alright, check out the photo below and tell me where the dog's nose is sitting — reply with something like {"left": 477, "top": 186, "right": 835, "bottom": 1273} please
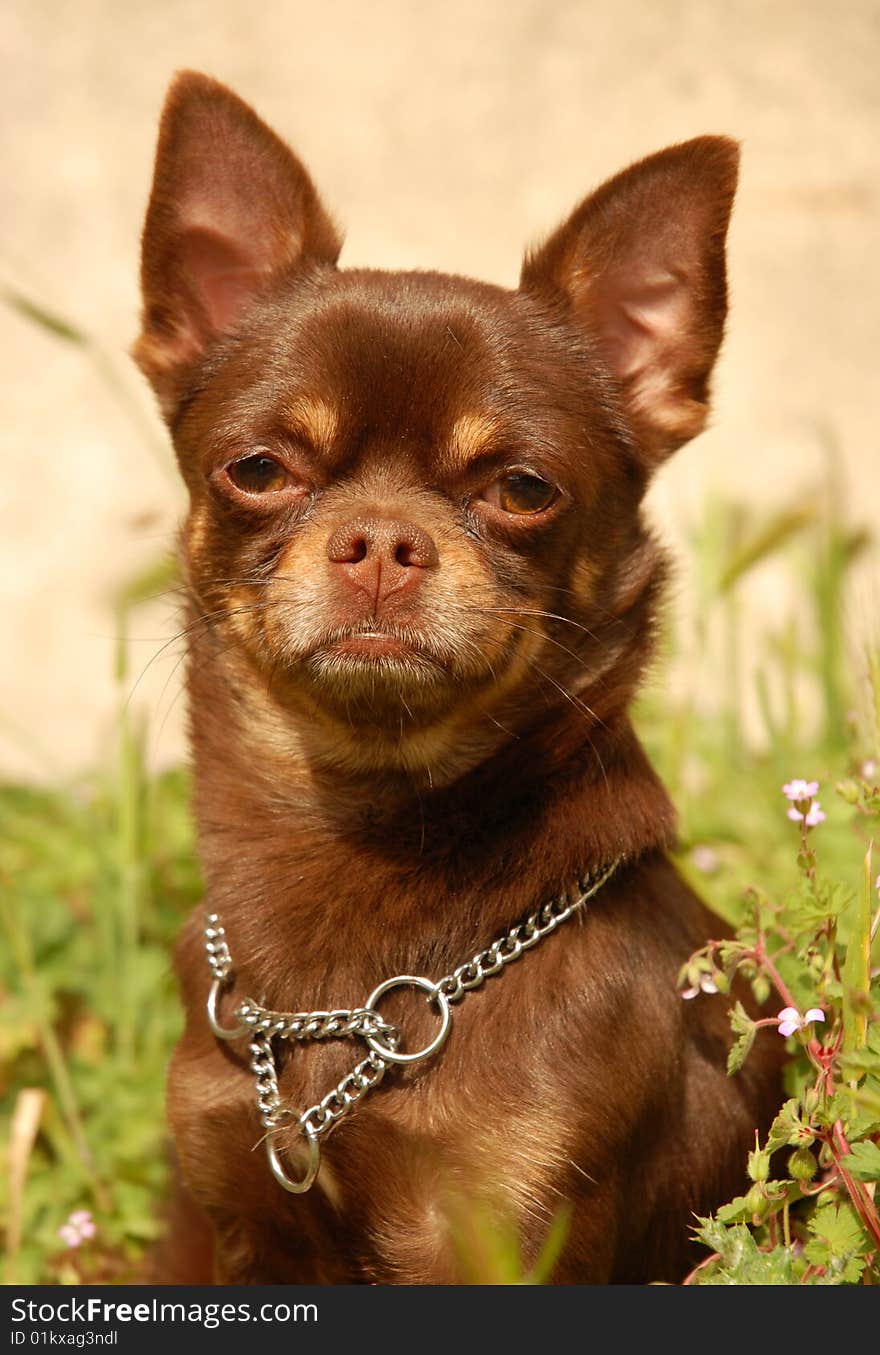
{"left": 326, "top": 516, "right": 439, "bottom": 609}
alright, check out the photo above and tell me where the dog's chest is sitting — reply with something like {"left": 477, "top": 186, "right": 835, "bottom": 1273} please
{"left": 172, "top": 934, "right": 587, "bottom": 1281}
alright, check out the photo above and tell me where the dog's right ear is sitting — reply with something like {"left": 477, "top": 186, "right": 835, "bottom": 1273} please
{"left": 134, "top": 71, "right": 341, "bottom": 421}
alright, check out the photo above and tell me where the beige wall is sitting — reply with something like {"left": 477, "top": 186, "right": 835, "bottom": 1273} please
{"left": 2, "top": 0, "right": 878, "bottom": 779}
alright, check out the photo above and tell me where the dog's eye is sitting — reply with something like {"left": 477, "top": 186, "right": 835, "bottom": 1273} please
{"left": 484, "top": 472, "right": 558, "bottom": 516}
{"left": 226, "top": 454, "right": 290, "bottom": 494}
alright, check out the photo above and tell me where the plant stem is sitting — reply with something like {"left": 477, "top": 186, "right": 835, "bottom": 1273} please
{"left": 753, "top": 941, "right": 798, "bottom": 1010}
{"left": 681, "top": 1250, "right": 720, "bottom": 1286}
{"left": 826, "top": 1121, "right": 880, "bottom": 1249}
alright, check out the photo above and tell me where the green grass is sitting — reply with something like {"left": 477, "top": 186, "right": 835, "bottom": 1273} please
{"left": 1, "top": 485, "right": 878, "bottom": 1284}
{"left": 1, "top": 761, "right": 200, "bottom": 1283}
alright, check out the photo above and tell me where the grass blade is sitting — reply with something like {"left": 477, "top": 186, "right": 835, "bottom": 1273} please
{"left": 842, "top": 843, "right": 873, "bottom": 1057}
{"left": 1, "top": 287, "right": 91, "bottom": 345}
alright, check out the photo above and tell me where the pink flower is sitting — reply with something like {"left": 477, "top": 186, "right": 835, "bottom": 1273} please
{"left": 776, "top": 1007, "right": 825, "bottom": 1038}
{"left": 681, "top": 973, "right": 719, "bottom": 1000}
{"left": 782, "top": 780, "right": 819, "bottom": 802}
{"left": 787, "top": 801, "right": 826, "bottom": 827}
{"left": 57, "top": 1210, "right": 96, "bottom": 1249}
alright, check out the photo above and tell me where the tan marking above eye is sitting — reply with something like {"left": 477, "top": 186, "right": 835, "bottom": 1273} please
{"left": 281, "top": 394, "right": 339, "bottom": 451}
{"left": 445, "top": 411, "right": 503, "bottom": 468}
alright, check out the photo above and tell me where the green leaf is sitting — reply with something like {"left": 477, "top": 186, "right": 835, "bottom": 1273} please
{"left": 813, "top": 1091, "right": 850, "bottom": 1129}
{"left": 693, "top": 1216, "right": 729, "bottom": 1255}
{"left": 715, "top": 1194, "right": 752, "bottom": 1225}
{"left": 846, "top": 1111, "right": 880, "bottom": 1140}
{"left": 727, "top": 1001, "right": 756, "bottom": 1075}
{"left": 766, "top": 1099, "right": 806, "bottom": 1152}
{"left": 804, "top": 1249, "right": 866, "bottom": 1284}
{"left": 785, "top": 878, "right": 854, "bottom": 934}
{"left": 692, "top": 1220, "right": 796, "bottom": 1285}
{"left": 807, "top": 1199, "right": 869, "bottom": 1258}
{"left": 841, "top": 1140, "right": 880, "bottom": 1182}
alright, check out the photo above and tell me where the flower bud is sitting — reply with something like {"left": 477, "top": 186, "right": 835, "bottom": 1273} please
{"left": 751, "top": 974, "right": 771, "bottom": 1005}
{"left": 745, "top": 1184, "right": 767, "bottom": 1218}
{"left": 788, "top": 1147, "right": 817, "bottom": 1182}
{"left": 686, "top": 962, "right": 703, "bottom": 989}
{"left": 747, "top": 1142, "right": 771, "bottom": 1183}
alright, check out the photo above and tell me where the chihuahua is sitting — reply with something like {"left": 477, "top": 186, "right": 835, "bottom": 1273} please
{"left": 136, "top": 71, "right": 780, "bottom": 1284}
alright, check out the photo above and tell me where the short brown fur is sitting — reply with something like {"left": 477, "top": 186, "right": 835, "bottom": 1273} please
{"left": 137, "top": 71, "right": 781, "bottom": 1284}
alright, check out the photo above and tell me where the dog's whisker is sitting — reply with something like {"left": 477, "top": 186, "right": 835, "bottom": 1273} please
{"left": 474, "top": 625, "right": 606, "bottom": 727}
{"left": 480, "top": 614, "right": 592, "bottom": 675}
{"left": 126, "top": 594, "right": 295, "bottom": 716}
{"left": 455, "top": 603, "right": 601, "bottom": 644}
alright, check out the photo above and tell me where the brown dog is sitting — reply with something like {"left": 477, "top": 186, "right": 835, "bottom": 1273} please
{"left": 136, "top": 71, "right": 780, "bottom": 1284}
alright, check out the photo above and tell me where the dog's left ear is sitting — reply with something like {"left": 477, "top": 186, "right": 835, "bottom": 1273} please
{"left": 520, "top": 137, "right": 739, "bottom": 463}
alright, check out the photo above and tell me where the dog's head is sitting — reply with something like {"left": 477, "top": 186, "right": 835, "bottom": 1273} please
{"left": 135, "top": 73, "right": 737, "bottom": 779}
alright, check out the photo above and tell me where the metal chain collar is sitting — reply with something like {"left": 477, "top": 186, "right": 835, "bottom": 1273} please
{"left": 204, "top": 855, "right": 623, "bottom": 1195}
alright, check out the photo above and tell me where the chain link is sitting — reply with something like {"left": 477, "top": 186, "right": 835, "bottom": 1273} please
{"left": 300, "top": 1049, "right": 390, "bottom": 1140}
{"left": 206, "top": 855, "right": 623, "bottom": 1191}
{"left": 434, "top": 858, "right": 619, "bottom": 1003}
{"left": 205, "top": 914, "right": 233, "bottom": 982}
{"left": 236, "top": 998, "right": 399, "bottom": 1044}
{"left": 248, "top": 1034, "right": 288, "bottom": 1129}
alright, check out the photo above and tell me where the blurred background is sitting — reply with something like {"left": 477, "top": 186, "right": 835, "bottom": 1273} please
{"left": 2, "top": 0, "right": 878, "bottom": 780}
